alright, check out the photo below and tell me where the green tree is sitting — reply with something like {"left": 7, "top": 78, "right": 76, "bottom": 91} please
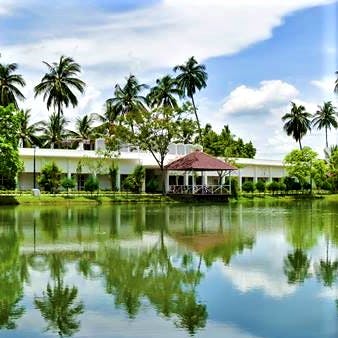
{"left": 242, "top": 181, "right": 254, "bottom": 193}
{"left": 284, "top": 147, "right": 317, "bottom": 189}
{"left": 312, "top": 101, "right": 338, "bottom": 148}
{"left": 327, "top": 147, "right": 338, "bottom": 191}
{"left": 122, "top": 165, "right": 145, "bottom": 193}
{"left": 61, "top": 177, "right": 76, "bottom": 194}
{"left": 174, "top": 56, "right": 208, "bottom": 144}
{"left": 147, "top": 75, "right": 181, "bottom": 109}
{"left": 17, "top": 109, "right": 42, "bottom": 147}
{"left": 38, "top": 162, "right": 62, "bottom": 193}
{"left": 34, "top": 55, "right": 85, "bottom": 119}
{"left": 106, "top": 75, "right": 147, "bottom": 133}
{"left": 255, "top": 180, "right": 266, "bottom": 193}
{"left": 111, "top": 104, "right": 194, "bottom": 193}
{"left": 0, "top": 105, "right": 23, "bottom": 189}
{"left": 70, "top": 114, "right": 95, "bottom": 148}
{"left": 282, "top": 102, "right": 312, "bottom": 150}
{"left": 284, "top": 249, "right": 311, "bottom": 284}
{"left": 0, "top": 62, "right": 25, "bottom": 108}
{"left": 84, "top": 175, "right": 99, "bottom": 193}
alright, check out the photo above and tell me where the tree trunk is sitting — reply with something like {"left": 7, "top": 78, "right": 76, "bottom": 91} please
{"left": 299, "top": 138, "right": 302, "bottom": 150}
{"left": 190, "top": 94, "right": 203, "bottom": 146}
{"left": 325, "top": 128, "right": 328, "bottom": 148}
{"left": 161, "top": 167, "right": 166, "bottom": 195}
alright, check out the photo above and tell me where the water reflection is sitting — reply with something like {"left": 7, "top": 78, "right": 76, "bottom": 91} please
{"left": 0, "top": 201, "right": 337, "bottom": 337}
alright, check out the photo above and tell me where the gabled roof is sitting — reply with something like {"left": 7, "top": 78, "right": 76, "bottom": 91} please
{"left": 165, "top": 150, "right": 237, "bottom": 171}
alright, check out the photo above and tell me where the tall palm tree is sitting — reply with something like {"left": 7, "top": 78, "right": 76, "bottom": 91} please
{"left": 147, "top": 75, "right": 181, "bottom": 109}
{"left": 174, "top": 56, "right": 208, "bottom": 143}
{"left": 0, "top": 62, "right": 26, "bottom": 108}
{"left": 70, "top": 114, "right": 95, "bottom": 149}
{"left": 107, "top": 75, "right": 147, "bottom": 132}
{"left": 17, "top": 109, "right": 43, "bottom": 147}
{"left": 34, "top": 56, "right": 85, "bottom": 119}
{"left": 282, "top": 102, "right": 312, "bottom": 150}
{"left": 312, "top": 101, "right": 338, "bottom": 148}
{"left": 334, "top": 71, "right": 338, "bottom": 93}
{"left": 92, "top": 101, "right": 119, "bottom": 136}
{"left": 38, "top": 112, "right": 70, "bottom": 149}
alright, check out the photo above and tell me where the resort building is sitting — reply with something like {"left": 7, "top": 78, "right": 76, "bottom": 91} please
{"left": 14, "top": 140, "right": 286, "bottom": 192}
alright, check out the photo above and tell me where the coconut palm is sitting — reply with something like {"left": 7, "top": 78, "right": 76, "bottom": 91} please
{"left": 0, "top": 62, "right": 26, "bottom": 108}
{"left": 92, "top": 101, "right": 119, "bottom": 136}
{"left": 174, "top": 56, "right": 208, "bottom": 143}
{"left": 283, "top": 249, "right": 311, "bottom": 284}
{"left": 107, "top": 75, "right": 147, "bottom": 132}
{"left": 17, "top": 109, "right": 43, "bottom": 147}
{"left": 282, "top": 102, "right": 312, "bottom": 150}
{"left": 34, "top": 56, "right": 85, "bottom": 119}
{"left": 312, "top": 101, "right": 338, "bottom": 148}
{"left": 147, "top": 75, "right": 181, "bottom": 109}
{"left": 38, "top": 112, "right": 71, "bottom": 149}
{"left": 334, "top": 71, "right": 338, "bottom": 93}
{"left": 70, "top": 114, "right": 96, "bottom": 149}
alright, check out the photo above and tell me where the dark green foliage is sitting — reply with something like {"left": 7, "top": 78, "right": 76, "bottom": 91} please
{"left": 109, "top": 166, "right": 118, "bottom": 191}
{"left": 255, "top": 180, "right": 266, "bottom": 193}
{"left": 146, "top": 177, "right": 160, "bottom": 193}
{"left": 123, "top": 165, "right": 145, "bottom": 193}
{"left": 267, "top": 181, "right": 280, "bottom": 194}
{"left": 61, "top": 177, "right": 76, "bottom": 193}
{"left": 84, "top": 176, "right": 99, "bottom": 193}
{"left": 242, "top": 181, "right": 254, "bottom": 193}
{"left": 38, "top": 162, "right": 62, "bottom": 193}
{"left": 201, "top": 124, "right": 256, "bottom": 158}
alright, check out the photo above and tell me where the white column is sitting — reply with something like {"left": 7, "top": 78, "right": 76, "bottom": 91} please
{"left": 116, "top": 169, "right": 121, "bottom": 191}
{"left": 238, "top": 170, "right": 242, "bottom": 190}
{"left": 165, "top": 170, "right": 170, "bottom": 193}
{"left": 253, "top": 167, "right": 258, "bottom": 183}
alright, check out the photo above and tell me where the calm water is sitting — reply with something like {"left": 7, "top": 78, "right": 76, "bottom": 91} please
{"left": 0, "top": 201, "right": 337, "bottom": 338}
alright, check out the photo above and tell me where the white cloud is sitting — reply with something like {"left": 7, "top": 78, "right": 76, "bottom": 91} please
{"left": 311, "top": 76, "right": 336, "bottom": 96}
{"left": 220, "top": 80, "right": 299, "bottom": 116}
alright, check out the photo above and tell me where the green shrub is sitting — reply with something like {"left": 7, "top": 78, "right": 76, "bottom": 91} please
{"left": 38, "top": 162, "right": 62, "bottom": 193}
{"left": 146, "top": 177, "right": 160, "bottom": 193}
{"left": 242, "top": 181, "right": 254, "bottom": 193}
{"left": 61, "top": 177, "right": 76, "bottom": 193}
{"left": 123, "top": 165, "right": 145, "bottom": 193}
{"left": 267, "top": 181, "right": 280, "bottom": 194}
{"left": 84, "top": 176, "right": 99, "bottom": 193}
{"left": 255, "top": 180, "right": 266, "bottom": 193}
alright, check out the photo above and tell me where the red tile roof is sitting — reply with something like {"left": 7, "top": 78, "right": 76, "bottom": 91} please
{"left": 165, "top": 150, "right": 237, "bottom": 171}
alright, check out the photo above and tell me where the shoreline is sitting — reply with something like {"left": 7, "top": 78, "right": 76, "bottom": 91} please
{"left": 0, "top": 192, "right": 337, "bottom": 206}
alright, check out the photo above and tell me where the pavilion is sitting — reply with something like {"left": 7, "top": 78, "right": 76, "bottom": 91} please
{"left": 165, "top": 150, "right": 237, "bottom": 197}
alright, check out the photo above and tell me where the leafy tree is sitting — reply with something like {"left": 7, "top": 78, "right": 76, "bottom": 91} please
{"left": 38, "top": 162, "right": 62, "bottom": 193}
{"left": 282, "top": 102, "right": 312, "bottom": 150}
{"left": 72, "top": 114, "right": 95, "bottom": 144}
{"left": 34, "top": 55, "right": 85, "bottom": 119}
{"left": 0, "top": 62, "right": 25, "bottom": 108}
{"left": 267, "top": 181, "right": 281, "bottom": 194}
{"left": 122, "top": 165, "right": 145, "bottom": 193}
{"left": 0, "top": 105, "right": 23, "bottom": 189}
{"left": 242, "top": 181, "right": 254, "bottom": 193}
{"left": 111, "top": 104, "right": 194, "bottom": 193}
{"left": 108, "top": 165, "right": 119, "bottom": 191}
{"left": 312, "top": 101, "right": 338, "bottom": 148}
{"left": 174, "top": 56, "right": 207, "bottom": 144}
{"left": 147, "top": 75, "right": 181, "bottom": 109}
{"left": 284, "top": 147, "right": 317, "bottom": 189}
{"left": 84, "top": 175, "right": 99, "bottom": 193}
{"left": 61, "top": 177, "right": 76, "bottom": 194}
{"left": 327, "top": 147, "right": 338, "bottom": 191}
{"left": 255, "top": 180, "right": 266, "bottom": 193}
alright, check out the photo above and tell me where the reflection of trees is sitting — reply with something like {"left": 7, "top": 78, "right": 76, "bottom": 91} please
{"left": 35, "top": 282, "right": 84, "bottom": 337}
{"left": 284, "top": 249, "right": 311, "bottom": 284}
{"left": 96, "top": 229, "right": 207, "bottom": 336}
{"left": 0, "top": 230, "right": 25, "bottom": 329}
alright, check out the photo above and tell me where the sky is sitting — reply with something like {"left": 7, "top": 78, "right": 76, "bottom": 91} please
{"left": 0, "top": 0, "right": 337, "bottom": 159}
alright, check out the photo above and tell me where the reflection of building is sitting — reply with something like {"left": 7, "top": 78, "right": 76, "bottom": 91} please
{"left": 16, "top": 143, "right": 286, "bottom": 191}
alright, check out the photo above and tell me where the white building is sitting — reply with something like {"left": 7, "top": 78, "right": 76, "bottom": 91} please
{"left": 15, "top": 141, "right": 286, "bottom": 192}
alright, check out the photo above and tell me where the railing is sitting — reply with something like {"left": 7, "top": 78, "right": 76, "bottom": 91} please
{"left": 168, "top": 185, "right": 230, "bottom": 195}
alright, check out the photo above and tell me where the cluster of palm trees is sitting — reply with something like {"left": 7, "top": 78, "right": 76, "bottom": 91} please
{"left": 0, "top": 54, "right": 207, "bottom": 148}
{"left": 282, "top": 101, "right": 338, "bottom": 149}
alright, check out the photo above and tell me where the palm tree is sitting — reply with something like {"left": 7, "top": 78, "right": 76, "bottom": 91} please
{"left": 17, "top": 109, "right": 43, "bottom": 147}
{"left": 147, "top": 75, "right": 181, "bottom": 109}
{"left": 34, "top": 56, "right": 85, "bottom": 119}
{"left": 334, "top": 71, "right": 338, "bottom": 93}
{"left": 38, "top": 112, "right": 70, "bottom": 149}
{"left": 174, "top": 56, "right": 208, "bottom": 143}
{"left": 0, "top": 62, "right": 26, "bottom": 108}
{"left": 107, "top": 75, "right": 147, "bottom": 132}
{"left": 312, "top": 101, "right": 338, "bottom": 148}
{"left": 70, "top": 114, "right": 95, "bottom": 149}
{"left": 282, "top": 102, "right": 312, "bottom": 149}
{"left": 92, "top": 101, "right": 119, "bottom": 136}
{"left": 283, "top": 249, "right": 311, "bottom": 284}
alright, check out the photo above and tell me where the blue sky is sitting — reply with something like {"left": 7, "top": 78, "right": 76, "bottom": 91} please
{"left": 0, "top": 0, "right": 337, "bottom": 158}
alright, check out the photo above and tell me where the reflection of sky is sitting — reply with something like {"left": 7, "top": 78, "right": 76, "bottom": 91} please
{"left": 198, "top": 232, "right": 338, "bottom": 338}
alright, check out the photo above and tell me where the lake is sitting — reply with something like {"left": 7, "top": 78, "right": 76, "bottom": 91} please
{"left": 0, "top": 200, "right": 337, "bottom": 338}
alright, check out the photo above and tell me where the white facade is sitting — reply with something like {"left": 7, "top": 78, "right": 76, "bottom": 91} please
{"left": 16, "top": 144, "right": 286, "bottom": 191}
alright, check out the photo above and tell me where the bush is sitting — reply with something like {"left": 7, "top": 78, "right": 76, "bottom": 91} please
{"left": 38, "top": 162, "right": 62, "bottom": 193}
{"left": 242, "top": 181, "right": 254, "bottom": 193}
{"left": 84, "top": 176, "right": 99, "bottom": 193}
{"left": 123, "top": 165, "right": 145, "bottom": 193}
{"left": 61, "top": 177, "right": 76, "bottom": 193}
{"left": 255, "top": 180, "right": 266, "bottom": 193}
{"left": 146, "top": 177, "right": 160, "bottom": 193}
{"left": 267, "top": 181, "right": 280, "bottom": 194}
{"left": 321, "top": 180, "right": 332, "bottom": 191}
